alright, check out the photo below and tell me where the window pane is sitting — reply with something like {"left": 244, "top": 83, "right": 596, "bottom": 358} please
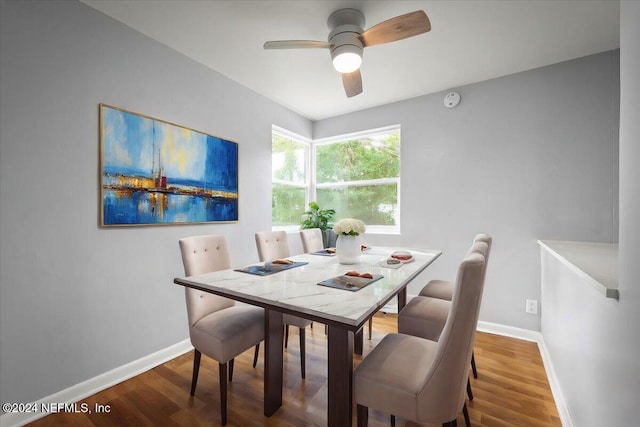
{"left": 317, "top": 183, "right": 398, "bottom": 226}
{"left": 316, "top": 131, "right": 399, "bottom": 183}
{"left": 272, "top": 134, "right": 306, "bottom": 184}
{"left": 272, "top": 184, "right": 306, "bottom": 226}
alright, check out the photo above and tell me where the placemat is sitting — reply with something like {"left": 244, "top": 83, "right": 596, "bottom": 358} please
{"left": 310, "top": 249, "right": 336, "bottom": 257}
{"left": 235, "top": 261, "right": 308, "bottom": 276}
{"left": 317, "top": 274, "right": 383, "bottom": 292}
{"left": 378, "top": 257, "right": 415, "bottom": 269}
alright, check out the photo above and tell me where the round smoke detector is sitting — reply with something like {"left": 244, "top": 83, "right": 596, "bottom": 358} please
{"left": 444, "top": 92, "right": 461, "bottom": 108}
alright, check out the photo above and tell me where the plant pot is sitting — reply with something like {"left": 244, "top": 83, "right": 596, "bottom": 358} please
{"left": 323, "top": 229, "right": 337, "bottom": 248}
{"left": 336, "top": 235, "right": 361, "bottom": 265}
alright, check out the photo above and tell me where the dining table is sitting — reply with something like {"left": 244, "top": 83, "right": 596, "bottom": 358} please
{"left": 174, "top": 245, "right": 442, "bottom": 427}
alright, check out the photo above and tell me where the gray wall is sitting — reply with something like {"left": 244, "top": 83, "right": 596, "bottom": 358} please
{"left": 542, "top": 1, "right": 640, "bottom": 427}
{"left": 540, "top": 3, "right": 640, "bottom": 425}
{"left": 0, "top": 0, "right": 311, "bottom": 405}
{"left": 314, "top": 50, "right": 620, "bottom": 332}
{"left": 617, "top": 0, "right": 640, "bottom": 423}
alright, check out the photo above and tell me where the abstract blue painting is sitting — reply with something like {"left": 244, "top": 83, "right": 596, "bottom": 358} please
{"left": 100, "top": 104, "right": 238, "bottom": 226}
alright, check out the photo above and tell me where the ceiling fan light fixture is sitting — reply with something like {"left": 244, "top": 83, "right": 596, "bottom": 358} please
{"left": 263, "top": 8, "right": 431, "bottom": 96}
{"left": 331, "top": 45, "right": 362, "bottom": 73}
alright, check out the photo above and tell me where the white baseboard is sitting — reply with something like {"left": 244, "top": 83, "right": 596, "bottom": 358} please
{"left": 536, "top": 334, "right": 574, "bottom": 427}
{"left": 0, "top": 339, "right": 193, "bottom": 427}
{"left": 477, "top": 321, "right": 573, "bottom": 427}
{"left": 477, "top": 320, "right": 541, "bottom": 342}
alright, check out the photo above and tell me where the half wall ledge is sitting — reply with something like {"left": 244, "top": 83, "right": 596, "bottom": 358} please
{"left": 538, "top": 240, "right": 619, "bottom": 300}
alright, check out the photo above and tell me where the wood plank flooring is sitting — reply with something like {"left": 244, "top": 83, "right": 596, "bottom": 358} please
{"left": 28, "top": 314, "right": 561, "bottom": 426}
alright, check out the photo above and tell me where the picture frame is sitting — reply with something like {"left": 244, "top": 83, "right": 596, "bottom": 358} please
{"left": 99, "top": 104, "right": 238, "bottom": 226}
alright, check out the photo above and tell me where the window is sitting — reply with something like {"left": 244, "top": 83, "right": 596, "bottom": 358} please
{"left": 272, "top": 125, "right": 400, "bottom": 233}
{"left": 271, "top": 128, "right": 309, "bottom": 226}
{"left": 314, "top": 127, "right": 400, "bottom": 233}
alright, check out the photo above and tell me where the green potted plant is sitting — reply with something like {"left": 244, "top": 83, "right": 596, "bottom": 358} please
{"left": 300, "top": 201, "right": 336, "bottom": 247}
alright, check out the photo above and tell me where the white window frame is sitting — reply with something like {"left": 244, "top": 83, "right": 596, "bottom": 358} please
{"left": 271, "top": 124, "right": 401, "bottom": 234}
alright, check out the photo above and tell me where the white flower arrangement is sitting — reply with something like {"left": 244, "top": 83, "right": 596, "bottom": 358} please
{"left": 333, "top": 218, "right": 366, "bottom": 236}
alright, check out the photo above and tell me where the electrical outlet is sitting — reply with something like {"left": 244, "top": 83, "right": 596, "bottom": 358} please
{"left": 526, "top": 299, "right": 538, "bottom": 315}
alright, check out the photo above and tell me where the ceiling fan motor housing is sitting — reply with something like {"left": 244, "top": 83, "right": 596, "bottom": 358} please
{"left": 327, "top": 9, "right": 365, "bottom": 64}
{"left": 327, "top": 8, "right": 365, "bottom": 29}
{"left": 329, "top": 28, "right": 363, "bottom": 58}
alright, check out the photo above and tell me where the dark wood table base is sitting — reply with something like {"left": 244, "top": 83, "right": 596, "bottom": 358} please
{"left": 264, "top": 309, "right": 284, "bottom": 416}
{"left": 327, "top": 324, "right": 354, "bottom": 427}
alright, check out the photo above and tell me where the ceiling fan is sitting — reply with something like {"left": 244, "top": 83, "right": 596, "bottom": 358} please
{"left": 263, "top": 8, "right": 431, "bottom": 98}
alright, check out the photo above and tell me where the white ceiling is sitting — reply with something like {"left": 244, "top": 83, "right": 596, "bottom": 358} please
{"left": 81, "top": 0, "right": 620, "bottom": 121}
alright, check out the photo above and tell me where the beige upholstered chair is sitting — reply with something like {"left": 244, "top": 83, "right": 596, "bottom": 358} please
{"left": 419, "top": 234, "right": 492, "bottom": 300}
{"left": 398, "top": 239, "right": 490, "bottom": 401}
{"left": 299, "top": 228, "right": 324, "bottom": 253}
{"left": 179, "top": 235, "right": 264, "bottom": 426}
{"left": 417, "top": 234, "right": 492, "bottom": 379}
{"left": 255, "top": 230, "right": 312, "bottom": 378}
{"left": 354, "top": 251, "right": 487, "bottom": 427}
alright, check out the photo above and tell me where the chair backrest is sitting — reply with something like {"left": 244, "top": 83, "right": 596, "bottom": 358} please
{"left": 300, "top": 228, "right": 324, "bottom": 253}
{"left": 255, "top": 230, "right": 290, "bottom": 262}
{"left": 467, "top": 240, "right": 489, "bottom": 267}
{"left": 473, "top": 233, "right": 492, "bottom": 260}
{"left": 179, "top": 235, "right": 235, "bottom": 326}
{"left": 462, "top": 234, "right": 491, "bottom": 279}
{"left": 417, "top": 251, "right": 486, "bottom": 421}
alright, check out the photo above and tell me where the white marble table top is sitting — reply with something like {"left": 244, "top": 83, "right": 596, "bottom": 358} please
{"left": 175, "top": 246, "right": 442, "bottom": 329}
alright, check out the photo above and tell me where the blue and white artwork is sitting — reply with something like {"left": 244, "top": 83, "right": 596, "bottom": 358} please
{"left": 100, "top": 104, "right": 238, "bottom": 225}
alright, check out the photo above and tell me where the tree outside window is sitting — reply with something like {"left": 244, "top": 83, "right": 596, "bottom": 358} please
{"left": 272, "top": 131, "right": 308, "bottom": 226}
{"left": 316, "top": 130, "right": 399, "bottom": 227}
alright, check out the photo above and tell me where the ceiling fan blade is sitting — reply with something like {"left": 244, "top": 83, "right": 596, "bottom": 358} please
{"left": 342, "top": 70, "right": 363, "bottom": 98}
{"left": 360, "top": 10, "right": 431, "bottom": 47}
{"left": 263, "top": 40, "right": 331, "bottom": 49}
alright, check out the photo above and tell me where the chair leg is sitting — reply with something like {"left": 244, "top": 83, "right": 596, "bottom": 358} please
{"left": 253, "top": 343, "right": 260, "bottom": 368}
{"left": 466, "top": 377, "right": 474, "bottom": 400}
{"left": 463, "top": 402, "right": 471, "bottom": 427}
{"left": 190, "top": 349, "right": 201, "bottom": 396}
{"left": 368, "top": 318, "right": 373, "bottom": 340}
{"left": 228, "top": 358, "right": 234, "bottom": 382}
{"left": 471, "top": 352, "right": 478, "bottom": 378}
{"left": 299, "top": 327, "right": 306, "bottom": 379}
{"left": 357, "top": 404, "right": 368, "bottom": 427}
{"left": 284, "top": 324, "right": 290, "bottom": 348}
{"left": 219, "top": 362, "right": 228, "bottom": 426}
{"left": 390, "top": 414, "right": 396, "bottom": 426}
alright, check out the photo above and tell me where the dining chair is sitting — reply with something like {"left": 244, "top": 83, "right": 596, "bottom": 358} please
{"left": 398, "top": 239, "right": 490, "bottom": 401}
{"left": 178, "top": 235, "right": 264, "bottom": 426}
{"left": 255, "top": 230, "right": 312, "bottom": 378}
{"left": 354, "top": 251, "right": 486, "bottom": 427}
{"left": 417, "top": 234, "right": 492, "bottom": 379}
{"left": 299, "top": 228, "right": 324, "bottom": 253}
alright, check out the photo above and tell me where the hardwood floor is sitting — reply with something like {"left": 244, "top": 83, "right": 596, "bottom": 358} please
{"left": 28, "top": 314, "right": 561, "bottom": 427}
